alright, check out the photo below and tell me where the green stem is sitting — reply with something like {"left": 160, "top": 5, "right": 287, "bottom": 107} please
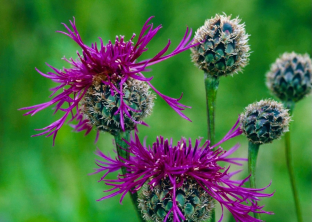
{"left": 204, "top": 73, "right": 219, "bottom": 146}
{"left": 210, "top": 209, "right": 215, "bottom": 222}
{"left": 204, "top": 73, "right": 219, "bottom": 222}
{"left": 114, "top": 131, "right": 144, "bottom": 222}
{"left": 248, "top": 141, "right": 261, "bottom": 220}
{"left": 227, "top": 215, "right": 236, "bottom": 222}
{"left": 283, "top": 102, "right": 302, "bottom": 222}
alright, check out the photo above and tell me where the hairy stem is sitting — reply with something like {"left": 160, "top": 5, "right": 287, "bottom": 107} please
{"left": 114, "top": 131, "right": 144, "bottom": 222}
{"left": 204, "top": 73, "right": 219, "bottom": 146}
{"left": 248, "top": 141, "right": 261, "bottom": 220}
{"left": 283, "top": 102, "right": 302, "bottom": 222}
{"left": 204, "top": 73, "right": 219, "bottom": 222}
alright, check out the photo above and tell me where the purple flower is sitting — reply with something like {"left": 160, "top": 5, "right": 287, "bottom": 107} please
{"left": 20, "top": 17, "right": 196, "bottom": 144}
{"left": 93, "top": 118, "right": 273, "bottom": 222}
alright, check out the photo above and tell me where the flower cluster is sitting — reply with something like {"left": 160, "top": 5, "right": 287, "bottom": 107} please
{"left": 19, "top": 15, "right": 276, "bottom": 222}
{"left": 20, "top": 17, "right": 197, "bottom": 144}
{"left": 93, "top": 119, "right": 273, "bottom": 222}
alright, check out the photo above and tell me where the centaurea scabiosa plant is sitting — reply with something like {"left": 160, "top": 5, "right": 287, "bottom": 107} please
{"left": 93, "top": 118, "right": 273, "bottom": 222}
{"left": 240, "top": 99, "right": 290, "bottom": 220}
{"left": 265, "top": 52, "right": 312, "bottom": 222}
{"left": 19, "top": 17, "right": 197, "bottom": 145}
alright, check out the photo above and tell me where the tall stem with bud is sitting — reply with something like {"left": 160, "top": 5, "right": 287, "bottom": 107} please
{"left": 265, "top": 52, "right": 311, "bottom": 222}
{"left": 191, "top": 14, "right": 251, "bottom": 222}
{"left": 240, "top": 99, "right": 291, "bottom": 221}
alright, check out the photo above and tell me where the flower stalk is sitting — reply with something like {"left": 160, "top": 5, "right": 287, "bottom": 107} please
{"left": 248, "top": 141, "right": 261, "bottom": 220}
{"left": 204, "top": 73, "right": 219, "bottom": 222}
{"left": 283, "top": 101, "right": 302, "bottom": 222}
{"left": 248, "top": 141, "right": 260, "bottom": 189}
{"left": 114, "top": 131, "right": 144, "bottom": 222}
{"left": 204, "top": 73, "right": 219, "bottom": 146}
{"left": 228, "top": 147, "right": 265, "bottom": 222}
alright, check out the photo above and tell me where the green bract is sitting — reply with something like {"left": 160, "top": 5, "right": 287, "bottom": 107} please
{"left": 81, "top": 78, "right": 154, "bottom": 135}
{"left": 266, "top": 52, "right": 312, "bottom": 103}
{"left": 191, "top": 13, "right": 250, "bottom": 77}
{"left": 241, "top": 100, "right": 291, "bottom": 144}
{"left": 138, "top": 178, "right": 214, "bottom": 222}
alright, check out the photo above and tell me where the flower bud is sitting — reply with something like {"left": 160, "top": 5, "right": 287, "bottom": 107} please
{"left": 81, "top": 78, "right": 154, "bottom": 135}
{"left": 139, "top": 177, "right": 214, "bottom": 222}
{"left": 241, "top": 100, "right": 290, "bottom": 144}
{"left": 191, "top": 13, "right": 250, "bottom": 77}
{"left": 266, "top": 52, "right": 312, "bottom": 102}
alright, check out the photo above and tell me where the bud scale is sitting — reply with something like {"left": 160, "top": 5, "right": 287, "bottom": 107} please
{"left": 139, "top": 177, "right": 214, "bottom": 222}
{"left": 81, "top": 78, "right": 154, "bottom": 135}
{"left": 266, "top": 52, "right": 312, "bottom": 102}
{"left": 191, "top": 14, "right": 250, "bottom": 77}
{"left": 241, "top": 100, "right": 291, "bottom": 144}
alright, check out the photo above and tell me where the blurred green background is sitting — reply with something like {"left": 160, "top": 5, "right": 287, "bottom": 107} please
{"left": 1, "top": 0, "right": 311, "bottom": 221}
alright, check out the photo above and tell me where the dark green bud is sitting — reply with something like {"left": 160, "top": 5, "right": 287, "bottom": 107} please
{"left": 191, "top": 13, "right": 250, "bottom": 77}
{"left": 266, "top": 52, "right": 312, "bottom": 102}
{"left": 241, "top": 100, "right": 291, "bottom": 144}
{"left": 138, "top": 177, "right": 214, "bottom": 222}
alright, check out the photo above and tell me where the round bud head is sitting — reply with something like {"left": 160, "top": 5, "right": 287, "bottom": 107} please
{"left": 241, "top": 100, "right": 291, "bottom": 144}
{"left": 81, "top": 78, "right": 155, "bottom": 135}
{"left": 139, "top": 177, "right": 214, "bottom": 222}
{"left": 266, "top": 52, "right": 312, "bottom": 103}
{"left": 191, "top": 13, "right": 250, "bottom": 77}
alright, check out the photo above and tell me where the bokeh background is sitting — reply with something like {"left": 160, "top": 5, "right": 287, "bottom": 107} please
{"left": 1, "top": 0, "right": 311, "bottom": 221}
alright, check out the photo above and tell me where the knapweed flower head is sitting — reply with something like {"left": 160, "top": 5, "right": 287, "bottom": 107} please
{"left": 191, "top": 13, "right": 250, "bottom": 77}
{"left": 241, "top": 99, "right": 291, "bottom": 144}
{"left": 93, "top": 118, "right": 273, "bottom": 222}
{"left": 81, "top": 78, "right": 155, "bottom": 136}
{"left": 20, "top": 17, "right": 197, "bottom": 144}
{"left": 266, "top": 52, "right": 312, "bottom": 103}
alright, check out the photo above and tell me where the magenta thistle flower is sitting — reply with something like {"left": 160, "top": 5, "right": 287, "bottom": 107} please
{"left": 93, "top": 118, "right": 273, "bottom": 222}
{"left": 19, "top": 17, "right": 196, "bottom": 144}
